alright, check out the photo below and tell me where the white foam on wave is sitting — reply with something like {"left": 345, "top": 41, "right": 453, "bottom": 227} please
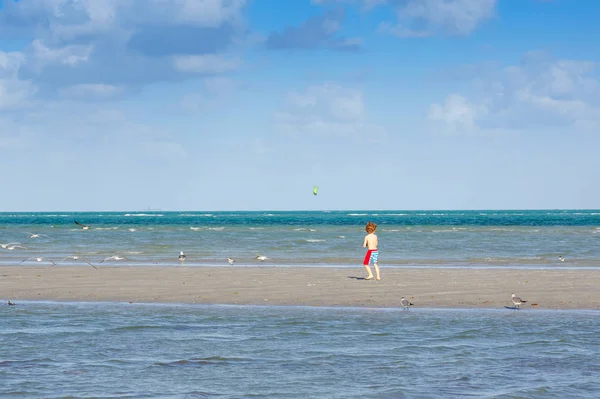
{"left": 347, "top": 213, "right": 368, "bottom": 216}
{"left": 124, "top": 213, "right": 164, "bottom": 217}
{"left": 432, "top": 228, "right": 467, "bottom": 233}
{"left": 190, "top": 227, "right": 202, "bottom": 231}
{"left": 208, "top": 227, "right": 225, "bottom": 231}
{"left": 305, "top": 239, "right": 326, "bottom": 243}
{"left": 249, "top": 227, "right": 265, "bottom": 230}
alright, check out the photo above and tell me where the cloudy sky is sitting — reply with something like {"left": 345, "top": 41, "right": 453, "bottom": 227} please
{"left": 1, "top": 0, "right": 598, "bottom": 211}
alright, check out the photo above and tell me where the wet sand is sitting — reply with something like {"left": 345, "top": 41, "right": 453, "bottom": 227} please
{"left": 1, "top": 266, "right": 599, "bottom": 309}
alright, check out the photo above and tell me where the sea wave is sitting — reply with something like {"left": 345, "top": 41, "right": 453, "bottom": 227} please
{"left": 124, "top": 214, "right": 164, "bottom": 217}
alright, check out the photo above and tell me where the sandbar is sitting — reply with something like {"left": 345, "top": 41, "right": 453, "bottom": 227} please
{"left": 1, "top": 266, "right": 599, "bottom": 309}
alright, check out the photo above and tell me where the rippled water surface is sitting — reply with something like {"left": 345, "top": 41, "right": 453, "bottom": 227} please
{"left": 1, "top": 302, "right": 599, "bottom": 398}
{"left": 1, "top": 210, "right": 599, "bottom": 268}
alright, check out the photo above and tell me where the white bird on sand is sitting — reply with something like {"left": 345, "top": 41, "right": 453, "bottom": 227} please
{"left": 61, "top": 255, "right": 97, "bottom": 269}
{"left": 400, "top": 297, "right": 414, "bottom": 309}
{"left": 255, "top": 254, "right": 268, "bottom": 262}
{"left": 178, "top": 251, "right": 186, "bottom": 265}
{"left": 511, "top": 293, "right": 527, "bottom": 309}
{"left": 100, "top": 255, "right": 125, "bottom": 263}
{"left": 74, "top": 220, "right": 91, "bottom": 230}
{"left": 20, "top": 257, "right": 56, "bottom": 266}
{"left": 226, "top": 257, "right": 235, "bottom": 265}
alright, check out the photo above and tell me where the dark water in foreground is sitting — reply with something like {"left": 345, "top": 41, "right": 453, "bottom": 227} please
{"left": 1, "top": 302, "right": 599, "bottom": 398}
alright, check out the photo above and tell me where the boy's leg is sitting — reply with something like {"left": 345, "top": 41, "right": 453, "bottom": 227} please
{"left": 374, "top": 263, "right": 380, "bottom": 280}
{"left": 363, "top": 264, "right": 374, "bottom": 279}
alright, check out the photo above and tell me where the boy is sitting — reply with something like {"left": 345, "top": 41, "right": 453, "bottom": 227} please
{"left": 362, "top": 221, "right": 380, "bottom": 280}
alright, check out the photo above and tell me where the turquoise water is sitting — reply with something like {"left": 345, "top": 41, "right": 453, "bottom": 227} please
{"left": 2, "top": 211, "right": 599, "bottom": 397}
{"left": 1, "top": 210, "right": 599, "bottom": 267}
{"left": 1, "top": 302, "right": 599, "bottom": 398}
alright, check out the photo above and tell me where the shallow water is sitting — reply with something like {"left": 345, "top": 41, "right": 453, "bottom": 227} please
{"left": 1, "top": 302, "right": 599, "bottom": 398}
{"left": 1, "top": 210, "right": 599, "bottom": 268}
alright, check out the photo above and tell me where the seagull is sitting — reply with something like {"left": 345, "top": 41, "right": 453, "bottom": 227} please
{"left": 178, "top": 251, "right": 186, "bottom": 265}
{"left": 1, "top": 242, "right": 21, "bottom": 249}
{"left": 511, "top": 293, "right": 527, "bottom": 309}
{"left": 226, "top": 257, "right": 235, "bottom": 265}
{"left": 74, "top": 220, "right": 91, "bottom": 230}
{"left": 20, "top": 257, "right": 56, "bottom": 266}
{"left": 26, "top": 233, "right": 47, "bottom": 239}
{"left": 558, "top": 256, "right": 565, "bottom": 262}
{"left": 8, "top": 300, "right": 15, "bottom": 306}
{"left": 400, "top": 297, "right": 414, "bottom": 309}
{"left": 100, "top": 255, "right": 125, "bottom": 263}
{"left": 5, "top": 244, "right": 27, "bottom": 251}
{"left": 60, "top": 255, "right": 98, "bottom": 269}
{"left": 255, "top": 254, "right": 268, "bottom": 262}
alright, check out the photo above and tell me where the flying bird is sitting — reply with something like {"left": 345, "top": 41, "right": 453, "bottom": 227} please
{"left": 400, "top": 297, "right": 414, "bottom": 309}
{"left": 100, "top": 255, "right": 125, "bottom": 263}
{"left": 178, "top": 251, "right": 186, "bottom": 265}
{"left": 1, "top": 242, "right": 21, "bottom": 249}
{"left": 20, "top": 257, "right": 56, "bottom": 266}
{"left": 5, "top": 244, "right": 27, "bottom": 251}
{"left": 27, "top": 233, "right": 47, "bottom": 239}
{"left": 61, "top": 255, "right": 98, "bottom": 269}
{"left": 558, "top": 256, "right": 565, "bottom": 262}
{"left": 226, "top": 257, "right": 235, "bottom": 265}
{"left": 511, "top": 293, "right": 527, "bottom": 309}
{"left": 255, "top": 254, "right": 269, "bottom": 262}
{"left": 8, "top": 300, "right": 15, "bottom": 306}
{"left": 74, "top": 220, "right": 91, "bottom": 230}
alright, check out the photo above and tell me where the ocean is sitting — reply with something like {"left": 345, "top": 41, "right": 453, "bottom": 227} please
{"left": 2, "top": 210, "right": 599, "bottom": 398}
{"left": 1, "top": 303, "right": 599, "bottom": 398}
{"left": 1, "top": 210, "right": 599, "bottom": 268}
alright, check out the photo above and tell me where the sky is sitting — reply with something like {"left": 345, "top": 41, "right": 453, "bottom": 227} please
{"left": 0, "top": 0, "right": 599, "bottom": 211}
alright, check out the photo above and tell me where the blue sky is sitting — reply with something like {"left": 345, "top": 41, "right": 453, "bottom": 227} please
{"left": 1, "top": 0, "right": 599, "bottom": 211}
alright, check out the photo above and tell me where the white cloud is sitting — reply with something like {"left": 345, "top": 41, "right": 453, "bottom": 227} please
{"left": 172, "top": 54, "right": 239, "bottom": 74}
{"left": 429, "top": 94, "right": 480, "bottom": 132}
{"left": 0, "top": 78, "right": 37, "bottom": 109}
{"left": 429, "top": 54, "right": 600, "bottom": 134}
{"left": 0, "top": 53, "right": 37, "bottom": 108}
{"left": 311, "top": 0, "right": 387, "bottom": 10}
{"left": 0, "top": 0, "right": 248, "bottom": 100}
{"left": 29, "top": 40, "right": 93, "bottom": 68}
{"left": 381, "top": 0, "right": 496, "bottom": 37}
{"left": 274, "top": 83, "right": 386, "bottom": 139}
{"left": 180, "top": 77, "right": 238, "bottom": 112}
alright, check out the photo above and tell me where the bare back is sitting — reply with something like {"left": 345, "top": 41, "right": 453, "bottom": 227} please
{"left": 363, "top": 233, "right": 378, "bottom": 250}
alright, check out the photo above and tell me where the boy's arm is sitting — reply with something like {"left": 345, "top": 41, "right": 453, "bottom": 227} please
{"left": 363, "top": 236, "right": 368, "bottom": 248}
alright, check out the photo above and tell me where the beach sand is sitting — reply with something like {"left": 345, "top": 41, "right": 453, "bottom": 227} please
{"left": 1, "top": 266, "right": 599, "bottom": 309}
